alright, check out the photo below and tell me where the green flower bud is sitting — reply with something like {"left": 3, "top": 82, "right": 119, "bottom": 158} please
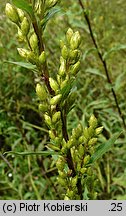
{"left": 17, "top": 28, "right": 24, "bottom": 42}
{"left": 70, "top": 61, "right": 80, "bottom": 75}
{"left": 5, "top": 3, "right": 19, "bottom": 24}
{"left": 89, "top": 114, "right": 97, "bottom": 128}
{"left": 78, "top": 144, "right": 85, "bottom": 157}
{"left": 49, "top": 130, "right": 55, "bottom": 139}
{"left": 95, "top": 126, "right": 103, "bottom": 135}
{"left": 39, "top": 51, "right": 46, "bottom": 64}
{"left": 44, "top": 114, "right": 51, "bottom": 126}
{"left": 27, "top": 51, "right": 39, "bottom": 65}
{"left": 83, "top": 155, "right": 90, "bottom": 165}
{"left": 69, "top": 49, "right": 79, "bottom": 61}
{"left": 83, "top": 127, "right": 89, "bottom": 140}
{"left": 80, "top": 167, "right": 87, "bottom": 174}
{"left": 88, "top": 138, "right": 97, "bottom": 146}
{"left": 17, "top": 48, "right": 29, "bottom": 58}
{"left": 52, "top": 111, "right": 61, "bottom": 123}
{"left": 21, "top": 17, "right": 30, "bottom": 36}
{"left": 17, "top": 8, "right": 25, "bottom": 22}
{"left": 78, "top": 135, "right": 84, "bottom": 144}
{"left": 56, "top": 157, "right": 65, "bottom": 170}
{"left": 60, "top": 77, "right": 69, "bottom": 89}
{"left": 36, "top": 83, "right": 47, "bottom": 101}
{"left": 70, "top": 31, "right": 81, "bottom": 50}
{"left": 71, "top": 176, "right": 78, "bottom": 188}
{"left": 50, "top": 94, "right": 62, "bottom": 105}
{"left": 49, "top": 77, "right": 59, "bottom": 93}
{"left": 29, "top": 33, "right": 38, "bottom": 52}
{"left": 58, "top": 171, "right": 67, "bottom": 178}
{"left": 46, "top": 0, "right": 58, "bottom": 9}
{"left": 76, "top": 123, "right": 83, "bottom": 136}
{"left": 66, "top": 28, "right": 74, "bottom": 43}
{"left": 77, "top": 163, "right": 81, "bottom": 172}
{"left": 61, "top": 45, "right": 68, "bottom": 60}
{"left": 57, "top": 177, "right": 67, "bottom": 186}
{"left": 47, "top": 143, "right": 60, "bottom": 151}
{"left": 58, "top": 57, "right": 66, "bottom": 76}
{"left": 39, "top": 103, "right": 48, "bottom": 112}
{"left": 67, "top": 137, "right": 76, "bottom": 148}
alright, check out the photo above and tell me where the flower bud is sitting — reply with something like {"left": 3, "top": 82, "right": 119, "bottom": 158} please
{"left": 71, "top": 176, "right": 78, "bottom": 188}
{"left": 66, "top": 28, "right": 74, "bottom": 43}
{"left": 69, "top": 49, "right": 79, "bottom": 61}
{"left": 49, "top": 77, "right": 59, "bottom": 93}
{"left": 47, "top": 143, "right": 60, "bottom": 151}
{"left": 61, "top": 45, "right": 68, "bottom": 60}
{"left": 21, "top": 17, "right": 30, "bottom": 36}
{"left": 5, "top": 3, "right": 19, "bottom": 24}
{"left": 36, "top": 83, "right": 47, "bottom": 101}
{"left": 78, "top": 144, "right": 85, "bottom": 157}
{"left": 17, "top": 8, "right": 25, "bottom": 22}
{"left": 70, "top": 61, "right": 80, "bottom": 75}
{"left": 17, "top": 48, "right": 29, "bottom": 58}
{"left": 29, "top": 33, "right": 38, "bottom": 52}
{"left": 95, "top": 126, "right": 103, "bottom": 135}
{"left": 89, "top": 114, "right": 97, "bottom": 128}
{"left": 39, "top": 103, "right": 48, "bottom": 112}
{"left": 58, "top": 57, "right": 66, "bottom": 76}
{"left": 27, "top": 51, "right": 38, "bottom": 65}
{"left": 57, "top": 177, "right": 67, "bottom": 186}
{"left": 83, "top": 155, "right": 90, "bottom": 165}
{"left": 46, "top": 0, "right": 58, "bottom": 9}
{"left": 49, "top": 130, "right": 56, "bottom": 139}
{"left": 70, "top": 31, "right": 81, "bottom": 50}
{"left": 17, "top": 28, "right": 24, "bottom": 42}
{"left": 80, "top": 167, "right": 87, "bottom": 174}
{"left": 56, "top": 157, "right": 65, "bottom": 170}
{"left": 50, "top": 94, "right": 62, "bottom": 105}
{"left": 52, "top": 111, "right": 61, "bottom": 123}
{"left": 39, "top": 51, "right": 46, "bottom": 64}
{"left": 88, "top": 138, "right": 97, "bottom": 146}
{"left": 44, "top": 114, "right": 51, "bottom": 126}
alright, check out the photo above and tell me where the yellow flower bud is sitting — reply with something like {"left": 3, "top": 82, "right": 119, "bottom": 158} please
{"left": 88, "top": 138, "right": 97, "bottom": 146}
{"left": 27, "top": 51, "right": 39, "bottom": 65}
{"left": 58, "top": 57, "right": 66, "bottom": 76}
{"left": 29, "top": 33, "right": 38, "bottom": 52}
{"left": 17, "top": 48, "right": 29, "bottom": 58}
{"left": 46, "top": 0, "right": 58, "bottom": 8}
{"left": 83, "top": 155, "right": 90, "bottom": 165}
{"left": 36, "top": 83, "right": 47, "bottom": 101}
{"left": 70, "top": 31, "right": 81, "bottom": 50}
{"left": 44, "top": 114, "right": 51, "bottom": 126}
{"left": 78, "top": 144, "right": 85, "bottom": 157}
{"left": 17, "top": 28, "right": 24, "bottom": 42}
{"left": 80, "top": 167, "right": 87, "bottom": 174}
{"left": 17, "top": 8, "right": 24, "bottom": 22}
{"left": 5, "top": 3, "right": 19, "bottom": 24}
{"left": 61, "top": 45, "right": 68, "bottom": 60}
{"left": 70, "top": 61, "right": 80, "bottom": 75}
{"left": 66, "top": 28, "right": 74, "bottom": 43}
{"left": 52, "top": 111, "right": 61, "bottom": 123}
{"left": 21, "top": 17, "right": 30, "bottom": 36}
{"left": 49, "top": 77, "right": 59, "bottom": 93}
{"left": 69, "top": 49, "right": 79, "bottom": 60}
{"left": 39, "top": 103, "right": 48, "bottom": 112}
{"left": 71, "top": 176, "right": 78, "bottom": 188}
{"left": 39, "top": 51, "right": 46, "bottom": 64}
{"left": 95, "top": 126, "right": 103, "bottom": 135}
{"left": 50, "top": 94, "right": 62, "bottom": 105}
{"left": 49, "top": 130, "right": 56, "bottom": 139}
{"left": 47, "top": 143, "right": 60, "bottom": 151}
{"left": 89, "top": 114, "right": 97, "bottom": 128}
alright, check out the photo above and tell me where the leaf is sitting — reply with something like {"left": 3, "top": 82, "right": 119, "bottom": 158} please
{"left": 85, "top": 68, "right": 106, "bottom": 79}
{"left": 12, "top": 0, "right": 34, "bottom": 16}
{"left": 89, "top": 132, "right": 121, "bottom": 164}
{"left": 42, "top": 7, "right": 61, "bottom": 30}
{"left": 103, "top": 44, "right": 126, "bottom": 60}
{"left": 5, "top": 61, "right": 36, "bottom": 70}
{"left": 3, "top": 151, "right": 57, "bottom": 156}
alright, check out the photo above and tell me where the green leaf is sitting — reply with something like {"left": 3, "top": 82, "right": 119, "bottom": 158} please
{"left": 42, "top": 7, "right": 61, "bottom": 30}
{"left": 3, "top": 151, "right": 57, "bottom": 156}
{"left": 12, "top": 0, "right": 34, "bottom": 16}
{"left": 89, "top": 132, "right": 121, "bottom": 164}
{"left": 85, "top": 68, "right": 106, "bottom": 79}
{"left": 103, "top": 44, "right": 126, "bottom": 60}
{"left": 5, "top": 61, "right": 36, "bottom": 70}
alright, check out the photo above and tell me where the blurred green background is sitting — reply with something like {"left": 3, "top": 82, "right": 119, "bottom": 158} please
{"left": 0, "top": 0, "right": 126, "bottom": 199}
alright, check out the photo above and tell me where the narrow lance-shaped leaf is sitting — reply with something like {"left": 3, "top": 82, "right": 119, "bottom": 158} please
{"left": 89, "top": 132, "right": 122, "bottom": 164}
